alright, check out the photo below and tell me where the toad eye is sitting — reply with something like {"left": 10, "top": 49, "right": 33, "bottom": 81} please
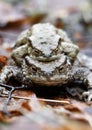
{"left": 59, "top": 66, "right": 63, "bottom": 72}
{"left": 52, "top": 48, "right": 59, "bottom": 55}
{"left": 54, "top": 48, "right": 59, "bottom": 53}
{"left": 33, "top": 49, "right": 41, "bottom": 56}
{"left": 31, "top": 65, "right": 37, "bottom": 73}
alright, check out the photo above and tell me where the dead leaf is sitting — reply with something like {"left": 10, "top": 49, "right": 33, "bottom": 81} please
{"left": 0, "top": 56, "right": 7, "bottom": 70}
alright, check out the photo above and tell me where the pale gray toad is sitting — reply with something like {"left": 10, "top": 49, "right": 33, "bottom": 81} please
{"left": 0, "top": 23, "right": 92, "bottom": 102}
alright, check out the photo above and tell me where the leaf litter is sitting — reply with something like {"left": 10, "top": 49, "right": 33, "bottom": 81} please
{"left": 0, "top": 3, "right": 92, "bottom": 129}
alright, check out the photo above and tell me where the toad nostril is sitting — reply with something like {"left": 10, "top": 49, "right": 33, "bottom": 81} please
{"left": 41, "top": 42, "right": 47, "bottom": 44}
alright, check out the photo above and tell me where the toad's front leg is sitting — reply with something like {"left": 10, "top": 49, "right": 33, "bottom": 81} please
{"left": 0, "top": 64, "right": 33, "bottom": 92}
{"left": 72, "top": 67, "right": 92, "bottom": 101}
{"left": 0, "top": 66, "right": 21, "bottom": 83}
{"left": 82, "top": 72, "right": 92, "bottom": 101}
{"left": 0, "top": 65, "right": 24, "bottom": 100}
{"left": 0, "top": 65, "right": 25, "bottom": 115}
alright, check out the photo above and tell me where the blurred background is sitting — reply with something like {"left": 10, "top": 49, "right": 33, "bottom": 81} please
{"left": 0, "top": 1, "right": 92, "bottom": 130}
{"left": 0, "top": 0, "right": 92, "bottom": 57}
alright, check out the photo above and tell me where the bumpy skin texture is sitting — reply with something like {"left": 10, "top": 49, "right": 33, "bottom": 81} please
{"left": 0, "top": 23, "right": 92, "bottom": 101}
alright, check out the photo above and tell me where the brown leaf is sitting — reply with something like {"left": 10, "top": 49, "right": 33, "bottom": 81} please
{"left": 0, "top": 55, "right": 7, "bottom": 70}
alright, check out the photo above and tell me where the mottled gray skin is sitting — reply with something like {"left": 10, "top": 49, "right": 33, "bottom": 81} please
{"left": 0, "top": 23, "right": 92, "bottom": 101}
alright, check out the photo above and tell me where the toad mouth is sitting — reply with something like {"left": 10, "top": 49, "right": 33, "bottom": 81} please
{"left": 34, "top": 54, "right": 61, "bottom": 62}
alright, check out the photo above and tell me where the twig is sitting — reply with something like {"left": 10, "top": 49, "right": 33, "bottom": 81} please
{"left": 0, "top": 93, "right": 70, "bottom": 104}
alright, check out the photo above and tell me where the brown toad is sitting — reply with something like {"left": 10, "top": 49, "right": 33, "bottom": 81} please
{"left": 0, "top": 23, "right": 92, "bottom": 102}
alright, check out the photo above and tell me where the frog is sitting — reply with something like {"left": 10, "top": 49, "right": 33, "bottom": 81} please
{"left": 0, "top": 23, "right": 92, "bottom": 104}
